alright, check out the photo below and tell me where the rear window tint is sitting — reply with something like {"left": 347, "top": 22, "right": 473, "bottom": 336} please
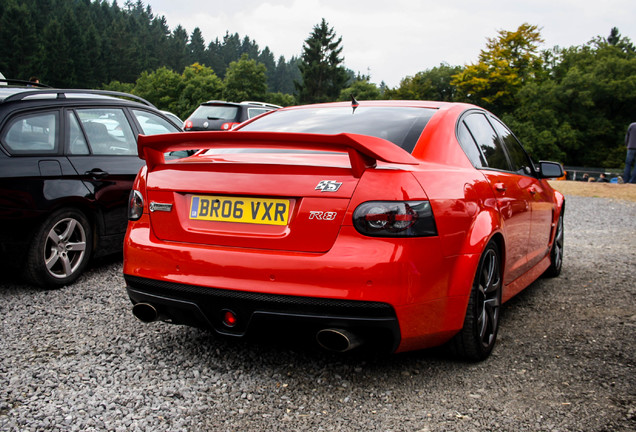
{"left": 191, "top": 105, "right": 239, "bottom": 121}
{"left": 240, "top": 106, "right": 436, "bottom": 153}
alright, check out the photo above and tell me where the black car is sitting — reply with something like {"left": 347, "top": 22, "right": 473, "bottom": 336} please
{"left": 183, "top": 100, "right": 280, "bottom": 131}
{"left": 0, "top": 83, "right": 182, "bottom": 288}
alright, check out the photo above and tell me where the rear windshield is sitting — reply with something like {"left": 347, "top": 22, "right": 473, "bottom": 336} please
{"left": 191, "top": 105, "right": 239, "bottom": 121}
{"left": 239, "top": 106, "right": 436, "bottom": 153}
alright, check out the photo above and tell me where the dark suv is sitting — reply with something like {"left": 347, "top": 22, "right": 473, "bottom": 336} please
{"left": 184, "top": 101, "right": 280, "bottom": 131}
{"left": 0, "top": 83, "right": 182, "bottom": 288}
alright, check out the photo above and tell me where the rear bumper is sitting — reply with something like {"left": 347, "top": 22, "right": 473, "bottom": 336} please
{"left": 123, "top": 217, "right": 478, "bottom": 352}
{"left": 125, "top": 274, "right": 401, "bottom": 352}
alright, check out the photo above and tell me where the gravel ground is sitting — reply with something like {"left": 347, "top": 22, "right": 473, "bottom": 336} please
{"left": 1, "top": 195, "right": 634, "bottom": 431}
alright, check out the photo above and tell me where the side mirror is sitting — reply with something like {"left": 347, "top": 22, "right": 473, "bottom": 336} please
{"left": 537, "top": 161, "right": 564, "bottom": 179}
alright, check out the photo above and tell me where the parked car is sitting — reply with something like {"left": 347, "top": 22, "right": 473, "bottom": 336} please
{"left": 124, "top": 100, "right": 565, "bottom": 361}
{"left": 183, "top": 101, "right": 280, "bottom": 131}
{"left": 160, "top": 110, "right": 183, "bottom": 128}
{"left": 0, "top": 84, "right": 182, "bottom": 288}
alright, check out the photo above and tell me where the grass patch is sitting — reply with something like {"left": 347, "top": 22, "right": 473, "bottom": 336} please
{"left": 548, "top": 180, "right": 636, "bottom": 202}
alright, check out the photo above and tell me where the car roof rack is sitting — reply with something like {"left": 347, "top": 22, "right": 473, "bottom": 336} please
{"left": 241, "top": 101, "right": 282, "bottom": 109}
{"left": 1, "top": 88, "right": 156, "bottom": 108}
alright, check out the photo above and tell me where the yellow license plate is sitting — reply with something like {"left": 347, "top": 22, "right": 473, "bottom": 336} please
{"left": 189, "top": 195, "right": 290, "bottom": 226}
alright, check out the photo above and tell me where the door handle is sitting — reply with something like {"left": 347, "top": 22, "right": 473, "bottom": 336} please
{"left": 86, "top": 168, "right": 108, "bottom": 179}
{"left": 494, "top": 183, "right": 507, "bottom": 192}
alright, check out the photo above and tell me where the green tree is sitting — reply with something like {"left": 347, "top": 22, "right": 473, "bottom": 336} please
{"left": 166, "top": 25, "right": 189, "bottom": 74}
{"left": 177, "top": 63, "right": 224, "bottom": 119}
{"left": 223, "top": 54, "right": 268, "bottom": 102}
{"left": 452, "top": 23, "right": 544, "bottom": 114}
{"left": 338, "top": 75, "right": 381, "bottom": 101}
{"left": 506, "top": 30, "right": 636, "bottom": 167}
{"left": 132, "top": 66, "right": 183, "bottom": 114}
{"left": 265, "top": 92, "right": 296, "bottom": 107}
{"left": 386, "top": 63, "right": 463, "bottom": 101}
{"left": 188, "top": 28, "right": 207, "bottom": 65}
{"left": 0, "top": 0, "right": 40, "bottom": 81}
{"left": 296, "top": 19, "right": 348, "bottom": 103}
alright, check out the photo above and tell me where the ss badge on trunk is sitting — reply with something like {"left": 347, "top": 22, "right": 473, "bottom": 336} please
{"left": 315, "top": 180, "right": 342, "bottom": 192}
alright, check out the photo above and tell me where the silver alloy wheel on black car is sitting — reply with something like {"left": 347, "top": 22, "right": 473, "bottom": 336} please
{"left": 448, "top": 241, "right": 502, "bottom": 361}
{"left": 25, "top": 209, "right": 93, "bottom": 288}
{"left": 544, "top": 211, "right": 564, "bottom": 277}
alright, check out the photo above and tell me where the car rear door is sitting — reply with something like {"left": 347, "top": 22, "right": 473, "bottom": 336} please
{"left": 65, "top": 107, "right": 145, "bottom": 236}
{"left": 66, "top": 107, "right": 182, "bottom": 236}
{"left": 458, "top": 112, "right": 533, "bottom": 283}
{"left": 489, "top": 117, "right": 553, "bottom": 269}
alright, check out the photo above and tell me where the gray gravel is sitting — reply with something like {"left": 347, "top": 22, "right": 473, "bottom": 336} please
{"left": 1, "top": 195, "right": 635, "bottom": 431}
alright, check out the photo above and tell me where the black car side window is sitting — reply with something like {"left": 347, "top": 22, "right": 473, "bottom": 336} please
{"left": 490, "top": 117, "right": 534, "bottom": 176}
{"left": 68, "top": 112, "right": 90, "bottom": 155}
{"left": 247, "top": 107, "right": 270, "bottom": 118}
{"left": 462, "top": 113, "right": 510, "bottom": 171}
{"left": 1, "top": 111, "right": 59, "bottom": 154}
{"left": 76, "top": 108, "right": 136, "bottom": 155}
{"left": 132, "top": 110, "right": 180, "bottom": 135}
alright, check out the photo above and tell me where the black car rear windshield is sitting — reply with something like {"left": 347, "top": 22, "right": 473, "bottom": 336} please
{"left": 191, "top": 105, "right": 239, "bottom": 121}
{"left": 239, "top": 106, "right": 436, "bottom": 153}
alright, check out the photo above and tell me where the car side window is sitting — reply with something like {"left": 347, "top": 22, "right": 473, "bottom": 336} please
{"left": 457, "top": 121, "right": 487, "bottom": 168}
{"left": 462, "top": 112, "right": 510, "bottom": 171}
{"left": 67, "top": 112, "right": 90, "bottom": 155}
{"left": 76, "top": 108, "right": 136, "bottom": 155}
{"left": 1, "top": 111, "right": 59, "bottom": 154}
{"left": 490, "top": 117, "right": 534, "bottom": 176}
{"left": 133, "top": 109, "right": 180, "bottom": 135}
{"left": 247, "top": 107, "right": 270, "bottom": 118}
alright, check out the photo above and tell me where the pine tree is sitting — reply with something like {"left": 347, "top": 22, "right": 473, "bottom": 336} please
{"left": 296, "top": 19, "right": 348, "bottom": 103}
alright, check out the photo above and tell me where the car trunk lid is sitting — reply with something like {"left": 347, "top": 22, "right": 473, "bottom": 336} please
{"left": 138, "top": 131, "right": 419, "bottom": 252}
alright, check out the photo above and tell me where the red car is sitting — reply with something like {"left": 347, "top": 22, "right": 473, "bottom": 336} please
{"left": 123, "top": 100, "right": 564, "bottom": 361}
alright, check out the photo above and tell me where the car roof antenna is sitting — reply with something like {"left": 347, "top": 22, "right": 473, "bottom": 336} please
{"left": 351, "top": 94, "right": 359, "bottom": 114}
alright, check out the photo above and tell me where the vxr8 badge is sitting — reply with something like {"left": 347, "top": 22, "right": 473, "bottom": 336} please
{"left": 315, "top": 180, "right": 342, "bottom": 192}
{"left": 309, "top": 211, "right": 337, "bottom": 221}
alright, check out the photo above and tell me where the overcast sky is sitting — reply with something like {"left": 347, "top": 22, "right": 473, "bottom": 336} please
{"left": 143, "top": 0, "right": 635, "bottom": 88}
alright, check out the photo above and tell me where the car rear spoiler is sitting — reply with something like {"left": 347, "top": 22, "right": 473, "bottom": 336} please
{"left": 138, "top": 131, "right": 420, "bottom": 178}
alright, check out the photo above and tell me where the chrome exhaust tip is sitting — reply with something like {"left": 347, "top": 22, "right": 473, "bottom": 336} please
{"left": 132, "top": 303, "right": 159, "bottom": 323}
{"left": 316, "top": 328, "right": 362, "bottom": 352}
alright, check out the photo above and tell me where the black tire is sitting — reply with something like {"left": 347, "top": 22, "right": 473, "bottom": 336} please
{"left": 448, "top": 241, "right": 502, "bottom": 361}
{"left": 24, "top": 208, "right": 93, "bottom": 288}
{"left": 543, "top": 211, "right": 564, "bottom": 278}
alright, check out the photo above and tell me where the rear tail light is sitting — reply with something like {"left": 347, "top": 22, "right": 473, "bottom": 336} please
{"left": 221, "top": 122, "right": 239, "bottom": 131}
{"left": 184, "top": 120, "right": 193, "bottom": 130}
{"left": 128, "top": 190, "right": 144, "bottom": 221}
{"left": 353, "top": 201, "right": 437, "bottom": 237}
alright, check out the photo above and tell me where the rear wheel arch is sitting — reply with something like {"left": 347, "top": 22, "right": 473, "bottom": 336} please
{"left": 459, "top": 207, "right": 503, "bottom": 255}
{"left": 447, "top": 239, "right": 503, "bottom": 361}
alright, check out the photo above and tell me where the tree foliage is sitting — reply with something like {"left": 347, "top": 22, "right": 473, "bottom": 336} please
{"left": 0, "top": 0, "right": 299, "bottom": 94}
{"left": 338, "top": 74, "right": 382, "bottom": 101}
{"left": 507, "top": 31, "right": 636, "bottom": 167}
{"left": 223, "top": 54, "right": 268, "bottom": 102}
{"left": 296, "top": 19, "right": 349, "bottom": 104}
{"left": 385, "top": 63, "right": 462, "bottom": 101}
{"left": 2, "top": 2, "right": 634, "bottom": 169}
{"left": 452, "top": 23, "right": 544, "bottom": 113}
